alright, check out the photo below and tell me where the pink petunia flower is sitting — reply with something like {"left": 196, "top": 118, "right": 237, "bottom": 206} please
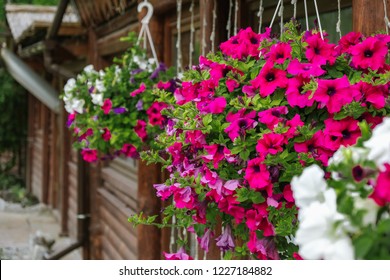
{"left": 153, "top": 183, "right": 174, "bottom": 200}
{"left": 197, "top": 96, "right": 227, "bottom": 114}
{"left": 294, "top": 130, "right": 334, "bottom": 166}
{"left": 78, "top": 128, "right": 93, "bottom": 142}
{"left": 121, "top": 143, "right": 139, "bottom": 158}
{"left": 134, "top": 120, "right": 148, "bottom": 142}
{"left": 248, "top": 232, "right": 279, "bottom": 260}
{"left": 66, "top": 113, "right": 76, "bottom": 127}
{"left": 130, "top": 83, "right": 146, "bottom": 97}
{"left": 323, "top": 117, "right": 361, "bottom": 148}
{"left": 101, "top": 99, "right": 112, "bottom": 114}
{"left": 226, "top": 79, "right": 240, "bottom": 92}
{"left": 370, "top": 163, "right": 390, "bottom": 206}
{"left": 185, "top": 130, "right": 206, "bottom": 149}
{"left": 313, "top": 75, "right": 356, "bottom": 113}
{"left": 202, "top": 144, "right": 232, "bottom": 169}
{"left": 256, "top": 133, "right": 287, "bottom": 159}
{"left": 172, "top": 185, "right": 195, "bottom": 209}
{"left": 267, "top": 42, "right": 292, "bottom": 64}
{"left": 147, "top": 101, "right": 168, "bottom": 126}
{"left": 251, "top": 62, "right": 288, "bottom": 97}
{"left": 353, "top": 82, "right": 387, "bottom": 109}
{"left": 285, "top": 76, "right": 315, "bottom": 108}
{"left": 224, "top": 109, "right": 257, "bottom": 141}
{"left": 338, "top": 32, "right": 362, "bottom": 54}
{"left": 81, "top": 148, "right": 98, "bottom": 162}
{"left": 101, "top": 127, "right": 111, "bottom": 141}
{"left": 305, "top": 34, "right": 336, "bottom": 65}
{"left": 258, "top": 106, "right": 288, "bottom": 130}
{"left": 164, "top": 248, "right": 193, "bottom": 260}
{"left": 287, "top": 59, "right": 326, "bottom": 78}
{"left": 351, "top": 37, "right": 388, "bottom": 70}
{"left": 244, "top": 158, "right": 273, "bottom": 195}
{"left": 174, "top": 81, "right": 200, "bottom": 105}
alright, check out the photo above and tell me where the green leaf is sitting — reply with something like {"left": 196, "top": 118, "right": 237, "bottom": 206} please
{"left": 354, "top": 235, "right": 374, "bottom": 259}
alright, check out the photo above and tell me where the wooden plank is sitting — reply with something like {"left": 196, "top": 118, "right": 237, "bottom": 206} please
{"left": 95, "top": 10, "right": 138, "bottom": 42}
{"left": 100, "top": 205, "right": 138, "bottom": 256}
{"left": 103, "top": 181, "right": 137, "bottom": 211}
{"left": 353, "top": 0, "right": 389, "bottom": 35}
{"left": 97, "top": 23, "right": 138, "bottom": 56}
{"left": 101, "top": 166, "right": 138, "bottom": 200}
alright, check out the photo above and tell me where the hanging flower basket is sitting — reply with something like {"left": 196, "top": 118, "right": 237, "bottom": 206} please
{"left": 131, "top": 22, "right": 390, "bottom": 259}
{"left": 61, "top": 33, "right": 176, "bottom": 162}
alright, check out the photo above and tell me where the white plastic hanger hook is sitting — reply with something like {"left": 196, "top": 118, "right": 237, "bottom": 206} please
{"left": 137, "top": 1, "right": 154, "bottom": 24}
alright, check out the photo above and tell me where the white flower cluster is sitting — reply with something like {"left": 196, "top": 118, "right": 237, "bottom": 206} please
{"left": 291, "top": 165, "right": 354, "bottom": 260}
{"left": 133, "top": 55, "right": 155, "bottom": 72}
{"left": 63, "top": 65, "right": 107, "bottom": 113}
{"left": 291, "top": 118, "right": 390, "bottom": 260}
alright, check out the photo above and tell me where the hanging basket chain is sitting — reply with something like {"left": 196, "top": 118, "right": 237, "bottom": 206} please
{"left": 291, "top": 0, "right": 297, "bottom": 19}
{"left": 234, "top": 0, "right": 239, "bottom": 35}
{"left": 269, "top": 0, "right": 282, "bottom": 29}
{"left": 226, "top": 0, "right": 233, "bottom": 38}
{"left": 303, "top": 0, "right": 309, "bottom": 31}
{"left": 210, "top": 0, "right": 217, "bottom": 52}
{"left": 279, "top": 0, "right": 284, "bottom": 37}
{"left": 137, "top": 1, "right": 159, "bottom": 66}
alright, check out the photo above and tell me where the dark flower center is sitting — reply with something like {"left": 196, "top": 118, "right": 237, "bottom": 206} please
{"left": 298, "top": 86, "right": 305, "bottom": 95}
{"left": 253, "top": 165, "right": 261, "bottom": 173}
{"left": 314, "top": 47, "right": 321, "bottom": 55}
{"left": 250, "top": 37, "right": 258, "bottom": 44}
{"left": 238, "top": 119, "right": 248, "bottom": 128}
{"left": 276, "top": 53, "right": 284, "bottom": 59}
{"left": 327, "top": 86, "right": 337, "bottom": 96}
{"left": 352, "top": 165, "right": 364, "bottom": 182}
{"left": 271, "top": 110, "right": 281, "bottom": 117}
{"left": 265, "top": 72, "right": 275, "bottom": 82}
{"left": 217, "top": 145, "right": 224, "bottom": 154}
{"left": 232, "top": 38, "right": 239, "bottom": 44}
{"left": 331, "top": 136, "right": 338, "bottom": 141}
{"left": 303, "top": 65, "right": 311, "bottom": 71}
{"left": 364, "top": 49, "right": 373, "bottom": 58}
{"left": 307, "top": 144, "right": 315, "bottom": 152}
{"left": 342, "top": 129, "right": 351, "bottom": 139}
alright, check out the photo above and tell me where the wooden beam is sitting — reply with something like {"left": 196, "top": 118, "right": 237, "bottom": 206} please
{"left": 353, "top": 0, "right": 390, "bottom": 35}
{"left": 47, "top": 0, "right": 71, "bottom": 39}
{"left": 137, "top": 161, "right": 162, "bottom": 260}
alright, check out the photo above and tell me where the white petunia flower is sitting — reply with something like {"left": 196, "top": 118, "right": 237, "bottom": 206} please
{"left": 95, "top": 79, "right": 105, "bottom": 93}
{"left": 91, "top": 93, "right": 103, "bottom": 106}
{"left": 64, "top": 78, "right": 76, "bottom": 94}
{"left": 65, "top": 98, "right": 85, "bottom": 114}
{"left": 295, "top": 188, "right": 354, "bottom": 260}
{"left": 328, "top": 146, "right": 368, "bottom": 166}
{"left": 354, "top": 195, "right": 380, "bottom": 227}
{"left": 291, "top": 165, "right": 327, "bottom": 209}
{"left": 364, "top": 118, "right": 390, "bottom": 169}
{"left": 83, "top": 64, "right": 94, "bottom": 74}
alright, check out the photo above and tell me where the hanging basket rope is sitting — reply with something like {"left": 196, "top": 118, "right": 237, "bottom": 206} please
{"left": 137, "top": 0, "right": 159, "bottom": 66}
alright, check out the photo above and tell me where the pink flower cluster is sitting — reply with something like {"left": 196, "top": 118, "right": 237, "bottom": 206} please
{"left": 146, "top": 25, "right": 390, "bottom": 259}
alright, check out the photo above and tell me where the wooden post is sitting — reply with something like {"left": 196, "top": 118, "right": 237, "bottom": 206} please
{"left": 353, "top": 0, "right": 390, "bottom": 35}
{"left": 137, "top": 160, "right": 162, "bottom": 259}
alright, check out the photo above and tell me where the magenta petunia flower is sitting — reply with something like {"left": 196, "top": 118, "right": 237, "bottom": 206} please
{"left": 121, "top": 143, "right": 139, "bottom": 158}
{"left": 130, "top": 82, "right": 146, "bottom": 97}
{"left": 134, "top": 119, "right": 148, "bottom": 142}
{"left": 153, "top": 183, "right": 173, "bottom": 200}
{"left": 338, "top": 32, "right": 362, "bottom": 54}
{"left": 267, "top": 42, "right": 292, "bottom": 64}
{"left": 226, "top": 79, "right": 240, "bottom": 92}
{"left": 370, "top": 163, "right": 390, "bottom": 206}
{"left": 305, "top": 34, "right": 336, "bottom": 65}
{"left": 81, "top": 148, "right": 98, "bottom": 163}
{"left": 185, "top": 130, "right": 206, "bottom": 149}
{"left": 202, "top": 144, "right": 232, "bottom": 169}
{"left": 101, "top": 127, "right": 111, "bottom": 141}
{"left": 351, "top": 37, "right": 388, "bottom": 70}
{"left": 167, "top": 142, "right": 184, "bottom": 166}
{"left": 164, "top": 247, "right": 193, "bottom": 260}
{"left": 256, "top": 133, "right": 287, "bottom": 159}
{"left": 353, "top": 81, "right": 387, "bottom": 109}
{"left": 313, "top": 75, "right": 356, "bottom": 113}
{"left": 174, "top": 81, "right": 200, "bottom": 105}
{"left": 251, "top": 62, "right": 288, "bottom": 97}
{"left": 224, "top": 109, "right": 257, "bottom": 141}
{"left": 284, "top": 114, "right": 304, "bottom": 139}
{"left": 172, "top": 185, "right": 195, "bottom": 209}
{"left": 287, "top": 59, "right": 326, "bottom": 78}
{"left": 66, "top": 113, "right": 76, "bottom": 127}
{"left": 197, "top": 96, "right": 227, "bottom": 114}
{"left": 285, "top": 76, "right": 315, "bottom": 108}
{"left": 294, "top": 130, "right": 334, "bottom": 166}
{"left": 244, "top": 158, "right": 273, "bottom": 195}
{"left": 78, "top": 128, "right": 93, "bottom": 142}
{"left": 323, "top": 117, "right": 361, "bottom": 148}
{"left": 101, "top": 99, "right": 112, "bottom": 114}
{"left": 248, "top": 232, "right": 279, "bottom": 260}
{"left": 258, "top": 106, "right": 288, "bottom": 130}
{"left": 147, "top": 101, "right": 168, "bottom": 126}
